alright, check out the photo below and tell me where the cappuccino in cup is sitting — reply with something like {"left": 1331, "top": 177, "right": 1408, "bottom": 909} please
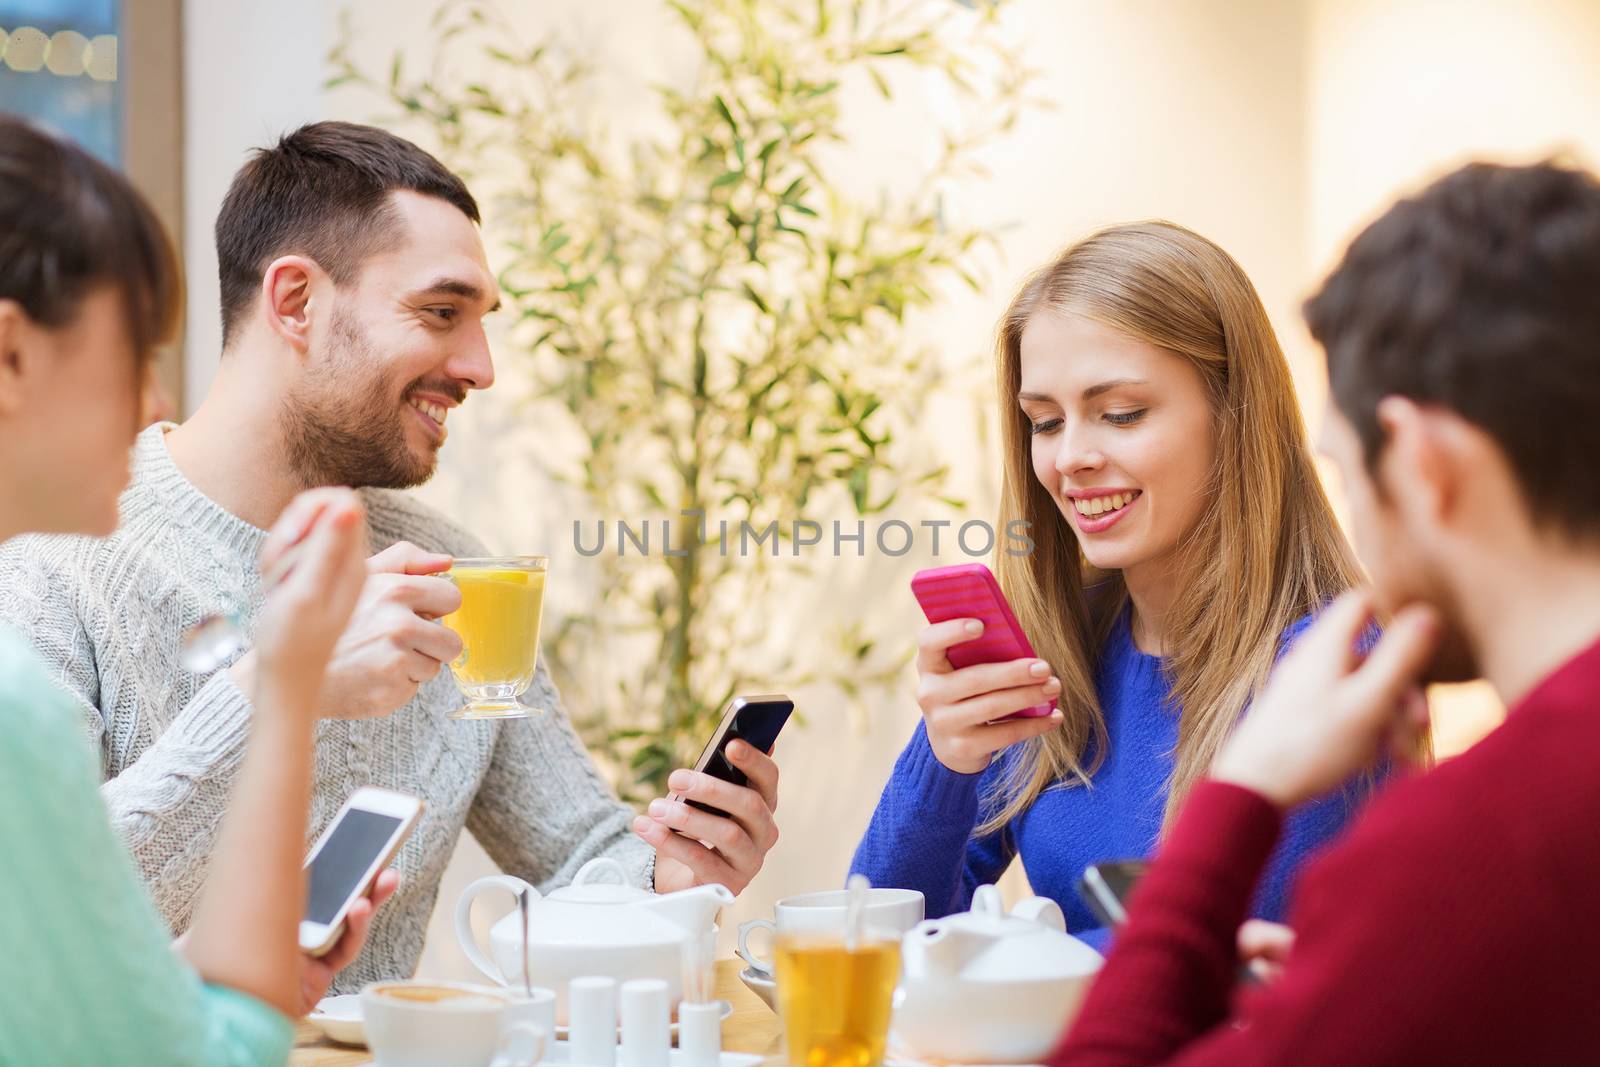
{"left": 362, "top": 980, "right": 546, "bottom": 1067}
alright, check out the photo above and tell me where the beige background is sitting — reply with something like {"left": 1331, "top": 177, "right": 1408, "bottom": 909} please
{"left": 171, "top": 0, "right": 1600, "bottom": 981}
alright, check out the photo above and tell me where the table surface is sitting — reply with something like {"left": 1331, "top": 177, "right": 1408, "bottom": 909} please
{"left": 291, "top": 958, "right": 782, "bottom": 1066}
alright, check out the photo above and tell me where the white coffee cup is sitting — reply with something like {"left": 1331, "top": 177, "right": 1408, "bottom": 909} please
{"left": 737, "top": 887, "right": 925, "bottom": 976}
{"left": 361, "top": 981, "right": 547, "bottom": 1067}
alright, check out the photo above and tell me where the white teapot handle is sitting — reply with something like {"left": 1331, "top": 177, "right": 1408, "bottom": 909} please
{"left": 573, "top": 857, "right": 630, "bottom": 886}
{"left": 1010, "top": 895, "right": 1067, "bottom": 932}
{"left": 454, "top": 874, "right": 538, "bottom": 986}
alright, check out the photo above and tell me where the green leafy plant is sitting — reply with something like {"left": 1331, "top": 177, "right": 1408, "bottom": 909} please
{"left": 331, "top": 0, "right": 1038, "bottom": 799}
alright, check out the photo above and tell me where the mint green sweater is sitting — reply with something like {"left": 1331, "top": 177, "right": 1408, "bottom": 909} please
{"left": 0, "top": 626, "right": 291, "bottom": 1066}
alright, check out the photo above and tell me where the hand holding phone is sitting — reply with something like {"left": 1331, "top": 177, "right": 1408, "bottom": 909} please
{"left": 669, "top": 695, "right": 793, "bottom": 819}
{"left": 300, "top": 787, "right": 422, "bottom": 956}
{"left": 640, "top": 695, "right": 789, "bottom": 896}
{"left": 910, "top": 564, "right": 1064, "bottom": 774}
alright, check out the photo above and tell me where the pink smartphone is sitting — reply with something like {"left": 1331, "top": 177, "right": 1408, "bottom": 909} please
{"left": 910, "top": 562, "right": 1055, "bottom": 719}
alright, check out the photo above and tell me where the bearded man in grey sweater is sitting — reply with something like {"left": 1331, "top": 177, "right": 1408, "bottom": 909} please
{"left": 0, "top": 122, "right": 781, "bottom": 993}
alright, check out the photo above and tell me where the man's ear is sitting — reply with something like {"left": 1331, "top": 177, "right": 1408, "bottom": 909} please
{"left": 0, "top": 300, "right": 33, "bottom": 418}
{"left": 1375, "top": 396, "right": 1455, "bottom": 525}
{"left": 260, "top": 255, "right": 325, "bottom": 356}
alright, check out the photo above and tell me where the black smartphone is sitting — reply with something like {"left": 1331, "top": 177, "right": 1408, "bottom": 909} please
{"left": 670, "top": 694, "right": 794, "bottom": 818}
{"left": 1076, "top": 859, "right": 1148, "bottom": 928}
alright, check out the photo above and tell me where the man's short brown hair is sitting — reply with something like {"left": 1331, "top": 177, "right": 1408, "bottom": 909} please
{"left": 215, "top": 121, "right": 479, "bottom": 347}
{"left": 1305, "top": 159, "right": 1600, "bottom": 542}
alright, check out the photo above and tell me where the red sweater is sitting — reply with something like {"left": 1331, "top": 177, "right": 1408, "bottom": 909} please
{"left": 1053, "top": 636, "right": 1600, "bottom": 1066}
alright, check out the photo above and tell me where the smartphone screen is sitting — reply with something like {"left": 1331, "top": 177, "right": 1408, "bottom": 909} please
{"left": 682, "top": 695, "right": 793, "bottom": 818}
{"left": 305, "top": 809, "right": 405, "bottom": 924}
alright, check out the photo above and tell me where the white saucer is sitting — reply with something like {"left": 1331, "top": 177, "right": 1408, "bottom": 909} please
{"left": 552, "top": 999, "right": 733, "bottom": 1039}
{"left": 354, "top": 1043, "right": 763, "bottom": 1067}
{"left": 736, "top": 967, "right": 777, "bottom": 1012}
{"left": 313, "top": 992, "right": 734, "bottom": 1047}
{"left": 307, "top": 993, "right": 366, "bottom": 1045}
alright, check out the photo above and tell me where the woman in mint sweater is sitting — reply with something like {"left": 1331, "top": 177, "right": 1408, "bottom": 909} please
{"left": 852, "top": 224, "right": 1384, "bottom": 944}
{"left": 0, "top": 114, "right": 380, "bottom": 1066}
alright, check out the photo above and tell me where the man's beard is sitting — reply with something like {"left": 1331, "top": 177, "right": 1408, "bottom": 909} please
{"left": 280, "top": 308, "right": 440, "bottom": 490}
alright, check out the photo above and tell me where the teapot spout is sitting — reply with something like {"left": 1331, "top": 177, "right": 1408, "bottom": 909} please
{"left": 641, "top": 882, "right": 736, "bottom": 934}
{"left": 903, "top": 920, "right": 993, "bottom": 977}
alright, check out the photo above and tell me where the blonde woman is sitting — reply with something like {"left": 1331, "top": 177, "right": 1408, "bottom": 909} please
{"left": 852, "top": 222, "right": 1379, "bottom": 942}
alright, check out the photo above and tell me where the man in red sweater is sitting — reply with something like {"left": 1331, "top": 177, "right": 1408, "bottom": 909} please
{"left": 1054, "top": 159, "right": 1600, "bottom": 1065}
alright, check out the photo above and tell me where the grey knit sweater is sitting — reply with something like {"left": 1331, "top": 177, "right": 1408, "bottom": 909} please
{"left": 0, "top": 423, "right": 652, "bottom": 992}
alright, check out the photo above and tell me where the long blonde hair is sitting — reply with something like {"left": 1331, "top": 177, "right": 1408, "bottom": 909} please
{"left": 983, "top": 221, "right": 1363, "bottom": 835}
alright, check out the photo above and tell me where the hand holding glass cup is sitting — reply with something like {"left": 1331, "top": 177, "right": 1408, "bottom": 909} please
{"left": 439, "top": 556, "right": 548, "bottom": 720}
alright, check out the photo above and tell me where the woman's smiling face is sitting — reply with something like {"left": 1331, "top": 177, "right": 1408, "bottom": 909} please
{"left": 1018, "top": 311, "right": 1218, "bottom": 578}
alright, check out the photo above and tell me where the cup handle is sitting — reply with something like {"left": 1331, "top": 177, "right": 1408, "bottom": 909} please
{"left": 497, "top": 1021, "right": 548, "bottom": 1067}
{"left": 737, "top": 918, "right": 777, "bottom": 975}
{"left": 454, "top": 874, "right": 538, "bottom": 987}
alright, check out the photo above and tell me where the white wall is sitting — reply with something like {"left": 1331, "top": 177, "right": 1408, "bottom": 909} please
{"left": 181, "top": 0, "right": 332, "bottom": 399}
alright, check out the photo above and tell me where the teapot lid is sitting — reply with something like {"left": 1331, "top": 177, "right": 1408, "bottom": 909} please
{"left": 492, "top": 858, "right": 684, "bottom": 948}
{"left": 548, "top": 857, "right": 655, "bottom": 904}
{"left": 929, "top": 886, "right": 1102, "bottom": 982}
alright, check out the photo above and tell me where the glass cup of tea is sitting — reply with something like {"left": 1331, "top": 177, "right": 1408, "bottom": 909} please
{"left": 440, "top": 556, "right": 548, "bottom": 720}
{"left": 773, "top": 930, "right": 902, "bottom": 1067}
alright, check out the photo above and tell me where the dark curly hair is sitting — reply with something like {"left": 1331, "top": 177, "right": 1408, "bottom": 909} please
{"left": 1305, "top": 159, "right": 1600, "bottom": 542}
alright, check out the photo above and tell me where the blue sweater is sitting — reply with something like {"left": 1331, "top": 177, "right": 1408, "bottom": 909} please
{"left": 850, "top": 610, "right": 1372, "bottom": 948}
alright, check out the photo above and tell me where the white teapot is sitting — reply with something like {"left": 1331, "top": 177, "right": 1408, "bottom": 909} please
{"left": 894, "top": 885, "right": 1103, "bottom": 1064}
{"left": 454, "top": 857, "right": 733, "bottom": 1021}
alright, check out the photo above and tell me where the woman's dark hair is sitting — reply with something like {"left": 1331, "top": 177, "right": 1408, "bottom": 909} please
{"left": 0, "top": 112, "right": 181, "bottom": 359}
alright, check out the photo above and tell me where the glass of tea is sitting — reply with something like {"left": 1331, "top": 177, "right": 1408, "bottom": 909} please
{"left": 439, "top": 556, "right": 548, "bottom": 720}
{"left": 773, "top": 931, "right": 901, "bottom": 1067}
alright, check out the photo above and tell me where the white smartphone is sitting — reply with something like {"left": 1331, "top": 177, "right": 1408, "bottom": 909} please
{"left": 299, "top": 786, "right": 423, "bottom": 957}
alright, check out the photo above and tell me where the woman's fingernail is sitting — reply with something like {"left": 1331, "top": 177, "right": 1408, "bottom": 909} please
{"left": 1044, "top": 676, "right": 1062, "bottom": 693}
{"left": 727, "top": 740, "right": 746, "bottom": 760}
{"left": 1030, "top": 660, "right": 1049, "bottom": 677}
{"left": 965, "top": 620, "right": 983, "bottom": 636}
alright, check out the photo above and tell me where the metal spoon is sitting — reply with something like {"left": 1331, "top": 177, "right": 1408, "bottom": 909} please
{"left": 179, "top": 610, "right": 249, "bottom": 673}
{"left": 518, "top": 887, "right": 533, "bottom": 1000}
{"left": 178, "top": 550, "right": 301, "bottom": 673}
{"left": 844, "top": 872, "right": 869, "bottom": 951}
